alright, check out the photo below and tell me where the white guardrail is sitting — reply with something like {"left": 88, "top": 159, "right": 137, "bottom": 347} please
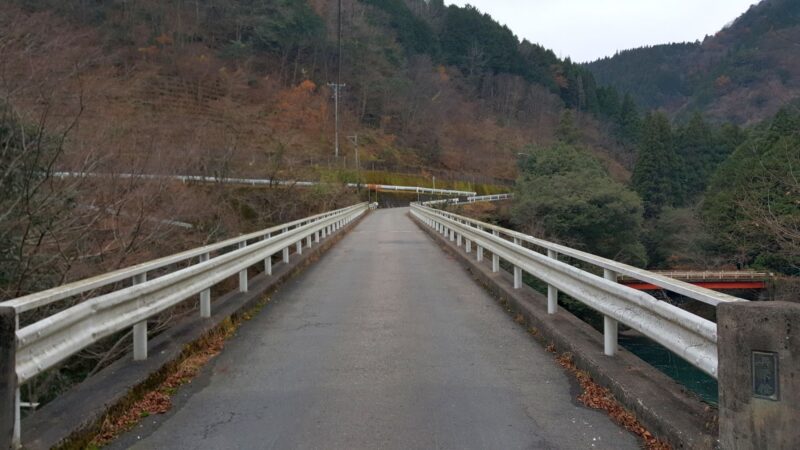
{"left": 411, "top": 203, "right": 747, "bottom": 380}
{"left": 422, "top": 193, "right": 513, "bottom": 206}
{"left": 0, "top": 202, "right": 368, "bottom": 447}
{"left": 53, "top": 172, "right": 478, "bottom": 197}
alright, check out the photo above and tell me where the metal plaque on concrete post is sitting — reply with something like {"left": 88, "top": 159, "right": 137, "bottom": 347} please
{"left": 718, "top": 301, "right": 800, "bottom": 449}
{"left": 0, "top": 306, "right": 17, "bottom": 449}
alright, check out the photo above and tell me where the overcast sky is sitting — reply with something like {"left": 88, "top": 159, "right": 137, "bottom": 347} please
{"left": 446, "top": 0, "right": 759, "bottom": 63}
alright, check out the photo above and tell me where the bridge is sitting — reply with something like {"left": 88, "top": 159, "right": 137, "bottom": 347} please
{"left": 1, "top": 202, "right": 797, "bottom": 449}
{"left": 619, "top": 271, "right": 772, "bottom": 291}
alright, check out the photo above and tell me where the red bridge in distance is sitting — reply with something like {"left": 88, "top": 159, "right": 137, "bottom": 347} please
{"left": 619, "top": 271, "right": 773, "bottom": 291}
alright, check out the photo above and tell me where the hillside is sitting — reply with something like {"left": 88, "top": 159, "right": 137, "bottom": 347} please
{"left": 0, "top": 0, "right": 634, "bottom": 185}
{"left": 587, "top": 0, "right": 800, "bottom": 124}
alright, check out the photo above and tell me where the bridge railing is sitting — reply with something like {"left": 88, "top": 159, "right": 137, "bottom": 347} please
{"left": 53, "top": 171, "right": 479, "bottom": 197}
{"left": 421, "top": 193, "right": 513, "bottom": 207}
{"left": 411, "top": 203, "right": 748, "bottom": 380}
{"left": 0, "top": 202, "right": 368, "bottom": 448}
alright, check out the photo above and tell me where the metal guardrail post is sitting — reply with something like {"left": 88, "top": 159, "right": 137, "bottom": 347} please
{"left": 603, "top": 269, "right": 619, "bottom": 356}
{"left": 199, "top": 253, "right": 211, "bottom": 318}
{"left": 238, "top": 242, "right": 248, "bottom": 292}
{"left": 315, "top": 230, "right": 320, "bottom": 243}
{"left": 306, "top": 236, "right": 312, "bottom": 249}
{"left": 296, "top": 240, "right": 303, "bottom": 255}
{"left": 283, "top": 247, "right": 290, "bottom": 263}
{"left": 477, "top": 246, "right": 483, "bottom": 262}
{"left": 465, "top": 239, "right": 471, "bottom": 253}
{"left": 547, "top": 250, "right": 559, "bottom": 314}
{"left": 132, "top": 273, "right": 148, "bottom": 361}
{"left": 491, "top": 230, "right": 500, "bottom": 272}
{"left": 513, "top": 237, "right": 523, "bottom": 289}
{"left": 1, "top": 306, "right": 18, "bottom": 449}
{"left": 263, "top": 234, "right": 273, "bottom": 276}
{"left": 456, "top": 233, "right": 462, "bottom": 247}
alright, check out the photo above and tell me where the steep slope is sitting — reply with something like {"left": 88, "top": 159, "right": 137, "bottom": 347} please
{"left": 587, "top": 0, "right": 800, "bottom": 124}
{"left": 0, "top": 0, "right": 631, "bottom": 184}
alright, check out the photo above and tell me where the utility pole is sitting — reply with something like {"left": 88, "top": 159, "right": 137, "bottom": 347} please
{"left": 328, "top": 83, "right": 344, "bottom": 159}
{"left": 348, "top": 134, "right": 360, "bottom": 189}
{"left": 330, "top": 0, "right": 344, "bottom": 160}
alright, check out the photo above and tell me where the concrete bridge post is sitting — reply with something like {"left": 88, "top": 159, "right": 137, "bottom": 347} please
{"left": 1, "top": 306, "right": 18, "bottom": 449}
{"left": 718, "top": 301, "right": 800, "bottom": 449}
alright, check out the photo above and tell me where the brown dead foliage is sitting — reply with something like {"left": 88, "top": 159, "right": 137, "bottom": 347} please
{"left": 90, "top": 319, "right": 237, "bottom": 447}
{"left": 556, "top": 352, "right": 671, "bottom": 450}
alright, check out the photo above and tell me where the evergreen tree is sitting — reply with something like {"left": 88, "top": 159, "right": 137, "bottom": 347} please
{"left": 617, "top": 93, "right": 641, "bottom": 143}
{"left": 555, "top": 110, "right": 580, "bottom": 144}
{"left": 632, "top": 112, "right": 683, "bottom": 217}
{"left": 675, "top": 112, "right": 715, "bottom": 201}
{"left": 596, "top": 86, "right": 621, "bottom": 119}
{"left": 716, "top": 122, "right": 747, "bottom": 162}
{"left": 704, "top": 108, "right": 800, "bottom": 275}
{"left": 513, "top": 143, "right": 646, "bottom": 265}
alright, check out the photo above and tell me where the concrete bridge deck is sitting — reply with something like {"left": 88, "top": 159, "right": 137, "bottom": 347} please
{"left": 112, "top": 208, "right": 638, "bottom": 449}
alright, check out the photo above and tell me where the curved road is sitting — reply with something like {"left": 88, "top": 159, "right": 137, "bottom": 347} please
{"left": 115, "top": 208, "right": 638, "bottom": 449}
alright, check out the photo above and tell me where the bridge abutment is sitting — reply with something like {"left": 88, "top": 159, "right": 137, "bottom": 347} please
{"left": 718, "top": 301, "right": 800, "bottom": 449}
{"left": 1, "top": 306, "right": 17, "bottom": 449}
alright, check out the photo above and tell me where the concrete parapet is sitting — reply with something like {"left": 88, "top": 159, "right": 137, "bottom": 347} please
{"left": 718, "top": 301, "right": 800, "bottom": 450}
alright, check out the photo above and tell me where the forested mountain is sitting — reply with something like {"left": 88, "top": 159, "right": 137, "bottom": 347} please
{"left": 2, "top": 0, "right": 796, "bottom": 280}
{"left": 587, "top": 0, "right": 800, "bottom": 124}
{"left": 0, "top": 0, "right": 632, "bottom": 184}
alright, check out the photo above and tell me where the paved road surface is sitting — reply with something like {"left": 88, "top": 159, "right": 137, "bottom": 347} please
{"left": 115, "top": 208, "right": 638, "bottom": 450}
